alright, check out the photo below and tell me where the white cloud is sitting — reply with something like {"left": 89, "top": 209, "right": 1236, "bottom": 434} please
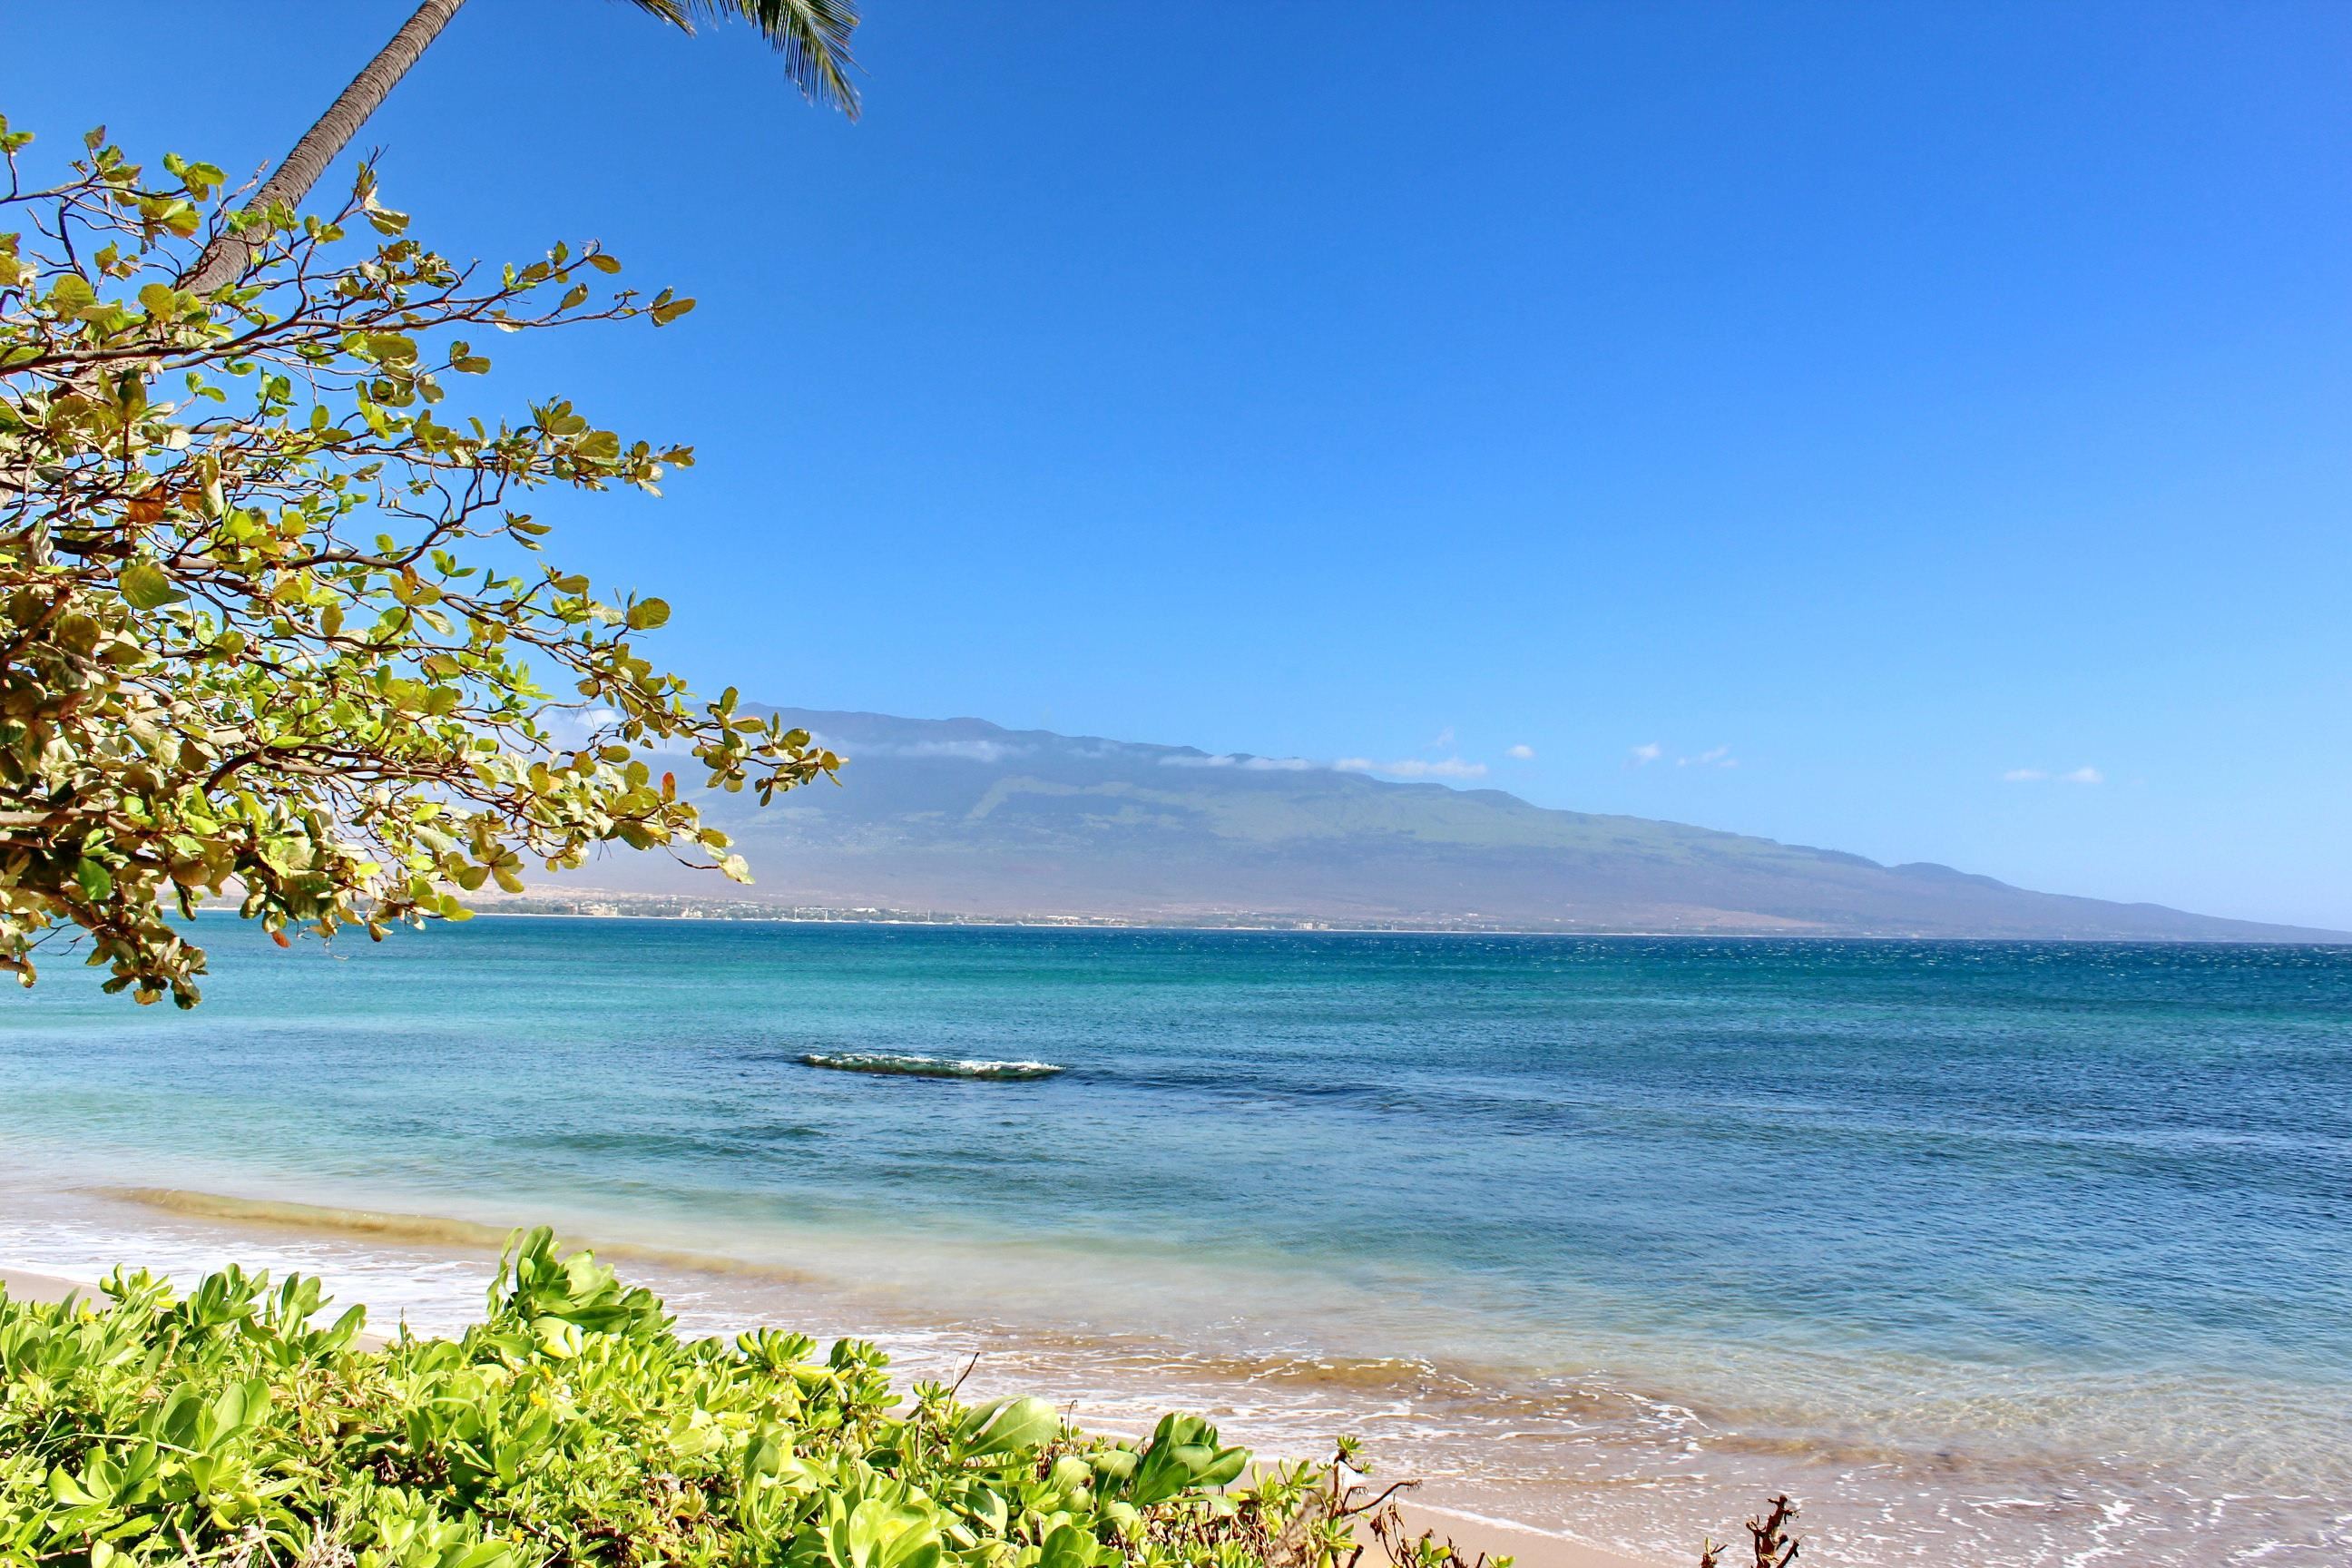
{"left": 1628, "top": 742, "right": 1662, "bottom": 767}
{"left": 540, "top": 705, "right": 623, "bottom": 747}
{"left": 1336, "top": 757, "right": 1490, "bottom": 780}
{"left": 1677, "top": 745, "right": 1736, "bottom": 769}
{"left": 2003, "top": 765, "right": 2104, "bottom": 785}
{"left": 816, "top": 738, "right": 1024, "bottom": 763}
{"left": 1505, "top": 743, "right": 1535, "bottom": 760}
{"left": 904, "top": 740, "right": 1020, "bottom": 762}
{"left": 1161, "top": 753, "right": 1316, "bottom": 771}
{"left": 1431, "top": 725, "right": 1455, "bottom": 750}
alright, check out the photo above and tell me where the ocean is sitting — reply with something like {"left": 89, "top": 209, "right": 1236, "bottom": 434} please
{"left": 1, "top": 918, "right": 2346, "bottom": 1565}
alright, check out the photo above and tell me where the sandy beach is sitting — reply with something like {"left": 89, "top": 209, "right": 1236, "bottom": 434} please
{"left": 0, "top": 1256, "right": 1668, "bottom": 1568}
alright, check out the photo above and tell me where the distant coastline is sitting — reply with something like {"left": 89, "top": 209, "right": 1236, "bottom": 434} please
{"left": 535, "top": 707, "right": 2349, "bottom": 943}
{"left": 429, "top": 891, "right": 2352, "bottom": 943}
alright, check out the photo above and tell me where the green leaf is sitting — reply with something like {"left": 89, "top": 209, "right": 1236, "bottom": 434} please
{"left": 956, "top": 1396, "right": 1059, "bottom": 1456}
{"left": 1039, "top": 1524, "right": 1105, "bottom": 1568}
{"left": 47, "top": 1465, "right": 98, "bottom": 1507}
{"left": 74, "top": 858, "right": 113, "bottom": 901}
{"left": 47, "top": 275, "right": 97, "bottom": 315}
{"left": 120, "top": 561, "right": 187, "bottom": 610}
{"left": 626, "top": 598, "right": 670, "bottom": 631}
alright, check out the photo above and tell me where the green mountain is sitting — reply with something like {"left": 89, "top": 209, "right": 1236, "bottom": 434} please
{"left": 560, "top": 709, "right": 2342, "bottom": 940}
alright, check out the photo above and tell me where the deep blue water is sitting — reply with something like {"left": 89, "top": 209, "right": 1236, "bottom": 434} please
{"left": 2, "top": 920, "right": 2347, "bottom": 1564}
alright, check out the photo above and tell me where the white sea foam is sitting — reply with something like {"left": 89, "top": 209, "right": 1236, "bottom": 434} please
{"left": 799, "top": 1051, "right": 1065, "bottom": 1081}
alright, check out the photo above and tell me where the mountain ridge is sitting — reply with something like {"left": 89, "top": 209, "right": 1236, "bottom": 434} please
{"left": 554, "top": 708, "right": 2345, "bottom": 942}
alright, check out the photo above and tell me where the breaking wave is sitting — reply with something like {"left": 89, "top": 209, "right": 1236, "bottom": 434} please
{"left": 799, "top": 1052, "right": 1065, "bottom": 1082}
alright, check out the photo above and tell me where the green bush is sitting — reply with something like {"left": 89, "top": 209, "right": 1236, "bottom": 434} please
{"left": 0, "top": 1230, "right": 1382, "bottom": 1568}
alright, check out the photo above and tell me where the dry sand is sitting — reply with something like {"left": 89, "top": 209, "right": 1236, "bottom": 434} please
{"left": 1390, "top": 1504, "right": 1671, "bottom": 1568}
{"left": 1, "top": 1266, "right": 87, "bottom": 1303}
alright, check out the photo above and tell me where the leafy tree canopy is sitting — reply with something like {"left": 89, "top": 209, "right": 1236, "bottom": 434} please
{"left": 0, "top": 115, "right": 838, "bottom": 1007}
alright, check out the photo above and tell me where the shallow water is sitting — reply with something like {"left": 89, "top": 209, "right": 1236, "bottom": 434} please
{"left": 1, "top": 919, "right": 2347, "bottom": 1564}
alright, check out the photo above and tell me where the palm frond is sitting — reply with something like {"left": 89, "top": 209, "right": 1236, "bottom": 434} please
{"left": 616, "top": 0, "right": 862, "bottom": 119}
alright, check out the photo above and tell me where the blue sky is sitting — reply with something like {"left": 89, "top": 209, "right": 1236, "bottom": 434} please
{"left": 8, "top": 3, "right": 2349, "bottom": 926}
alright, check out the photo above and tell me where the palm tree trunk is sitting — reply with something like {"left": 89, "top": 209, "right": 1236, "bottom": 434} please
{"left": 181, "top": 0, "right": 472, "bottom": 292}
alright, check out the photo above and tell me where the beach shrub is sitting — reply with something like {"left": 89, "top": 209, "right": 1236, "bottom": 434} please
{"left": 0, "top": 1229, "right": 1436, "bottom": 1568}
{"left": 0, "top": 115, "right": 838, "bottom": 1007}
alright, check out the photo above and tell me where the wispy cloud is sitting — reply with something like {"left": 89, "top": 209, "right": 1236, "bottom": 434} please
{"left": 1677, "top": 745, "right": 1737, "bottom": 769}
{"left": 807, "top": 737, "right": 1024, "bottom": 763}
{"left": 2004, "top": 765, "right": 2104, "bottom": 785}
{"left": 1336, "top": 756, "right": 1490, "bottom": 780}
{"left": 1161, "top": 753, "right": 1316, "bottom": 771}
{"left": 1431, "top": 725, "right": 1455, "bottom": 750}
{"left": 1505, "top": 743, "right": 1535, "bottom": 760}
{"left": 1628, "top": 742, "right": 1662, "bottom": 767}
{"left": 542, "top": 705, "right": 622, "bottom": 743}
{"left": 904, "top": 740, "right": 1022, "bottom": 763}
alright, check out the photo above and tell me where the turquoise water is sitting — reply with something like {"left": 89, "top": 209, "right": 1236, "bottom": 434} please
{"left": 2, "top": 919, "right": 2347, "bottom": 1564}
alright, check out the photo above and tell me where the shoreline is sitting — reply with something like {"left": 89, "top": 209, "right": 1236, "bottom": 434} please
{"left": 0, "top": 1256, "right": 1666, "bottom": 1568}
{"left": 180, "top": 902, "right": 2350, "bottom": 945}
{"left": 466, "top": 911, "right": 2352, "bottom": 944}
